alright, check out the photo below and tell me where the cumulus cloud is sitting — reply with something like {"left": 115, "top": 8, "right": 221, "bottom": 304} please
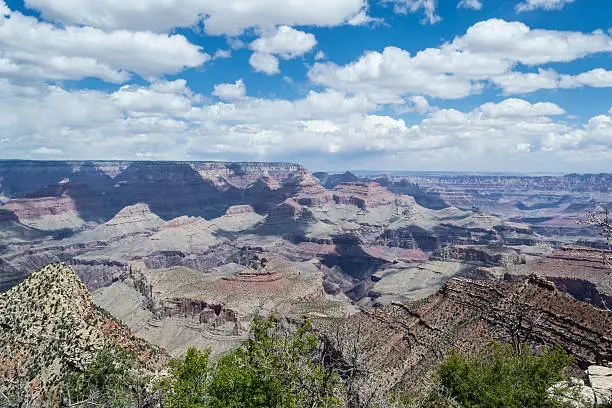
{"left": 479, "top": 99, "right": 565, "bottom": 118}
{"left": 383, "top": 0, "right": 440, "bottom": 24}
{"left": 309, "top": 19, "right": 612, "bottom": 99}
{"left": 212, "top": 49, "right": 232, "bottom": 60}
{"left": 3, "top": 69, "right": 612, "bottom": 172}
{"left": 0, "top": 8, "right": 208, "bottom": 83}
{"left": 23, "top": 0, "right": 366, "bottom": 35}
{"left": 212, "top": 79, "right": 247, "bottom": 101}
{"left": 309, "top": 46, "right": 491, "bottom": 100}
{"left": 458, "top": 0, "right": 483, "bottom": 10}
{"left": 249, "top": 26, "right": 316, "bottom": 75}
{"left": 111, "top": 80, "right": 197, "bottom": 116}
{"left": 0, "top": 0, "right": 9, "bottom": 15}
{"left": 249, "top": 52, "right": 280, "bottom": 75}
{"left": 452, "top": 19, "right": 612, "bottom": 66}
{"left": 516, "top": 0, "right": 576, "bottom": 12}
{"left": 493, "top": 68, "right": 612, "bottom": 94}
{"left": 251, "top": 26, "right": 317, "bottom": 58}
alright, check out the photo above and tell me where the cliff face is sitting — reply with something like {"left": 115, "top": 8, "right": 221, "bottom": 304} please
{"left": 506, "top": 246, "right": 612, "bottom": 309}
{"left": 0, "top": 263, "right": 165, "bottom": 398}
{"left": 0, "top": 160, "right": 313, "bottom": 224}
{"left": 333, "top": 171, "right": 612, "bottom": 247}
{"left": 321, "top": 275, "right": 612, "bottom": 395}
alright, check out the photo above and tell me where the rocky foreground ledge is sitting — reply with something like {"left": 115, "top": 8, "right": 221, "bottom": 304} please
{"left": 0, "top": 263, "right": 166, "bottom": 398}
{"left": 319, "top": 274, "right": 612, "bottom": 400}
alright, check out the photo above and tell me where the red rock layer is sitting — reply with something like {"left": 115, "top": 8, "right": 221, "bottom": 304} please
{"left": 2, "top": 195, "right": 78, "bottom": 220}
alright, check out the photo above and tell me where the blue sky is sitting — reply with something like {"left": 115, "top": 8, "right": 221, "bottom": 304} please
{"left": 0, "top": 0, "right": 611, "bottom": 172}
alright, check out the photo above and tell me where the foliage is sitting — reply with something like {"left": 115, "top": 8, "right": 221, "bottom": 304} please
{"left": 159, "top": 313, "right": 343, "bottom": 408}
{"left": 66, "top": 345, "right": 139, "bottom": 407}
{"left": 159, "top": 347, "right": 211, "bottom": 408}
{"left": 388, "top": 387, "right": 461, "bottom": 408}
{"left": 207, "top": 313, "right": 343, "bottom": 408}
{"left": 433, "top": 342, "right": 575, "bottom": 408}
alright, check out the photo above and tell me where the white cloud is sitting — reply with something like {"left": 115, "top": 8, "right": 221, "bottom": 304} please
{"left": 562, "top": 68, "right": 612, "bottom": 88}
{"left": 2, "top": 75, "right": 612, "bottom": 171}
{"left": 31, "top": 147, "right": 64, "bottom": 155}
{"left": 383, "top": 0, "right": 440, "bottom": 24}
{"left": 314, "top": 51, "right": 326, "bottom": 61}
{"left": 24, "top": 0, "right": 366, "bottom": 35}
{"left": 493, "top": 68, "right": 612, "bottom": 94}
{"left": 249, "top": 52, "right": 280, "bottom": 75}
{"left": 347, "top": 10, "right": 381, "bottom": 26}
{"left": 492, "top": 69, "right": 561, "bottom": 94}
{"left": 458, "top": 0, "right": 482, "bottom": 10}
{"left": 394, "top": 95, "right": 433, "bottom": 115}
{"left": 452, "top": 19, "right": 612, "bottom": 66}
{"left": 516, "top": 0, "right": 576, "bottom": 12}
{"left": 212, "top": 79, "right": 247, "bottom": 101}
{"left": 479, "top": 99, "right": 565, "bottom": 118}
{"left": 212, "top": 49, "right": 232, "bottom": 60}
{"left": 251, "top": 26, "right": 317, "bottom": 59}
{"left": 309, "top": 46, "right": 489, "bottom": 100}
{"left": 248, "top": 26, "right": 317, "bottom": 75}
{"left": 0, "top": 8, "right": 208, "bottom": 83}
{"left": 0, "top": 0, "right": 9, "bottom": 15}
{"left": 309, "top": 19, "right": 612, "bottom": 99}
{"left": 111, "top": 80, "right": 196, "bottom": 116}
{"left": 408, "top": 95, "right": 432, "bottom": 114}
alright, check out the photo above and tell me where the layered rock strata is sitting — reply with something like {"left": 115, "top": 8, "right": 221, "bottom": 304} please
{"left": 320, "top": 275, "right": 612, "bottom": 395}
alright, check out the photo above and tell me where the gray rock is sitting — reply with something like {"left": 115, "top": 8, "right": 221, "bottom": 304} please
{"left": 588, "top": 365, "right": 612, "bottom": 406}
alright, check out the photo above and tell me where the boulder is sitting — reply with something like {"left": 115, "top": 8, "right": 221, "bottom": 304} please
{"left": 589, "top": 365, "right": 612, "bottom": 406}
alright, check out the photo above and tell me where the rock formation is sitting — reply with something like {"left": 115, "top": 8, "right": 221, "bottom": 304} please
{"left": 332, "top": 182, "right": 399, "bottom": 209}
{"left": 320, "top": 275, "right": 612, "bottom": 395}
{"left": 0, "top": 263, "right": 165, "bottom": 399}
{"left": 506, "top": 246, "right": 612, "bottom": 309}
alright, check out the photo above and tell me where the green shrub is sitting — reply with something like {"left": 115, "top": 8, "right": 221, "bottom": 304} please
{"left": 66, "top": 345, "right": 137, "bottom": 407}
{"left": 207, "top": 314, "right": 343, "bottom": 408}
{"left": 160, "top": 314, "right": 343, "bottom": 408}
{"left": 160, "top": 347, "right": 211, "bottom": 408}
{"left": 434, "top": 342, "right": 574, "bottom": 408}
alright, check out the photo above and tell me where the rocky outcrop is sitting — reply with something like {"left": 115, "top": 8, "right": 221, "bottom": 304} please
{"left": 588, "top": 365, "right": 612, "bottom": 405}
{"left": 506, "top": 246, "right": 612, "bottom": 309}
{"left": 225, "top": 205, "right": 256, "bottom": 216}
{"left": 293, "top": 173, "right": 333, "bottom": 207}
{"left": 434, "top": 245, "right": 526, "bottom": 267}
{"left": 2, "top": 195, "right": 85, "bottom": 230}
{"left": 0, "top": 160, "right": 318, "bottom": 226}
{"left": 319, "top": 275, "right": 612, "bottom": 395}
{"left": 0, "top": 263, "right": 165, "bottom": 399}
{"left": 313, "top": 171, "right": 360, "bottom": 188}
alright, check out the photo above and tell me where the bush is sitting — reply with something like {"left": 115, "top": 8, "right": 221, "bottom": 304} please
{"left": 434, "top": 342, "right": 574, "bottom": 408}
{"left": 160, "top": 314, "right": 343, "bottom": 408}
{"left": 160, "top": 347, "right": 211, "bottom": 408}
{"left": 66, "top": 345, "right": 138, "bottom": 407}
{"left": 207, "top": 314, "right": 343, "bottom": 408}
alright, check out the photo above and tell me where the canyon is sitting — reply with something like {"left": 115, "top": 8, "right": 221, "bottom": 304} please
{"left": 0, "top": 161, "right": 611, "bottom": 359}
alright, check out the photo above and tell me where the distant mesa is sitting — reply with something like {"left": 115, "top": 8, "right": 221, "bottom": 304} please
{"left": 313, "top": 171, "right": 359, "bottom": 188}
{"left": 225, "top": 205, "right": 256, "bottom": 216}
{"left": 332, "top": 182, "right": 398, "bottom": 209}
{"left": 223, "top": 255, "right": 283, "bottom": 283}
